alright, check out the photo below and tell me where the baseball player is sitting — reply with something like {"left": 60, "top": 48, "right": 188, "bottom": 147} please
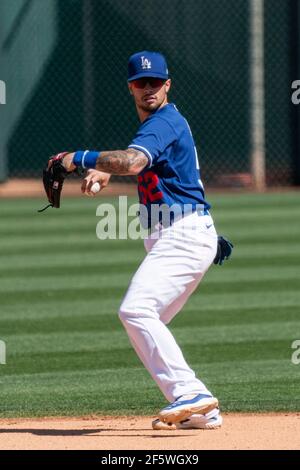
{"left": 45, "top": 51, "right": 233, "bottom": 430}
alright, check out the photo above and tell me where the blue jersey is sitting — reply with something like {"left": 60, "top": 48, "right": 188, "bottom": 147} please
{"left": 128, "top": 103, "right": 210, "bottom": 228}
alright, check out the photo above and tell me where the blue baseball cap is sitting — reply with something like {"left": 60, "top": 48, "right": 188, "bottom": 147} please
{"left": 128, "top": 51, "right": 169, "bottom": 82}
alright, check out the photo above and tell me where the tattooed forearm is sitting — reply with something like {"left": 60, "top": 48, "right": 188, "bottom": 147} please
{"left": 95, "top": 148, "right": 148, "bottom": 175}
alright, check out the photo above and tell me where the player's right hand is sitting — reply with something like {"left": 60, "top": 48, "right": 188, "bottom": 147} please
{"left": 81, "top": 169, "right": 111, "bottom": 196}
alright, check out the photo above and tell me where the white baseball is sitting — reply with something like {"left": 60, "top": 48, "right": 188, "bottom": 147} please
{"left": 90, "top": 181, "right": 101, "bottom": 194}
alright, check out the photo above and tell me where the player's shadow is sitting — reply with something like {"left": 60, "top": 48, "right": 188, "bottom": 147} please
{"left": 0, "top": 428, "right": 110, "bottom": 436}
{"left": 0, "top": 427, "right": 194, "bottom": 438}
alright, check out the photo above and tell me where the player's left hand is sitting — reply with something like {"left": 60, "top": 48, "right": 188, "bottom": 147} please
{"left": 39, "top": 152, "right": 70, "bottom": 211}
{"left": 45, "top": 152, "right": 75, "bottom": 172}
{"left": 213, "top": 235, "right": 234, "bottom": 265}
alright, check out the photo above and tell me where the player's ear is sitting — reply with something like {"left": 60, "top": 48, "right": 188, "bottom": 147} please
{"left": 165, "top": 79, "right": 171, "bottom": 94}
{"left": 128, "top": 83, "right": 133, "bottom": 95}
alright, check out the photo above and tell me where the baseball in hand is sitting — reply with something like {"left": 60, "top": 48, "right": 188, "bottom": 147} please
{"left": 90, "top": 182, "right": 101, "bottom": 194}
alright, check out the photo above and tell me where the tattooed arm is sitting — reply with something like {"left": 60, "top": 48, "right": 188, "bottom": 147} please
{"left": 95, "top": 149, "right": 148, "bottom": 175}
{"left": 62, "top": 149, "right": 148, "bottom": 176}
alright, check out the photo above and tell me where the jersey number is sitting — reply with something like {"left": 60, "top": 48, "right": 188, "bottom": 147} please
{"left": 138, "top": 171, "right": 163, "bottom": 204}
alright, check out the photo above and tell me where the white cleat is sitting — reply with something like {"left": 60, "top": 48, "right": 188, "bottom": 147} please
{"left": 152, "top": 408, "right": 222, "bottom": 431}
{"left": 158, "top": 393, "right": 219, "bottom": 424}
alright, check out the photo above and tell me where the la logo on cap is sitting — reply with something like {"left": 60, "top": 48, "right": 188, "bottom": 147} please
{"left": 141, "top": 56, "right": 151, "bottom": 70}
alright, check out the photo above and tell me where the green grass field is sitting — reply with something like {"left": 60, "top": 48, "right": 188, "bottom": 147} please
{"left": 0, "top": 191, "right": 300, "bottom": 417}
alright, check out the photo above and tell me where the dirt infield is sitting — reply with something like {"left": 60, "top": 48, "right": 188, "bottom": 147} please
{"left": 1, "top": 179, "right": 299, "bottom": 199}
{"left": 0, "top": 414, "right": 299, "bottom": 450}
{"left": 0, "top": 179, "right": 137, "bottom": 198}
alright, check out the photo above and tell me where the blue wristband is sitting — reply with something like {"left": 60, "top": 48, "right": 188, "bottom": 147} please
{"left": 73, "top": 150, "right": 100, "bottom": 169}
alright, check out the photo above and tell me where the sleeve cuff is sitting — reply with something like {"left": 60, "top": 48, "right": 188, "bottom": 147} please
{"left": 128, "top": 145, "right": 153, "bottom": 167}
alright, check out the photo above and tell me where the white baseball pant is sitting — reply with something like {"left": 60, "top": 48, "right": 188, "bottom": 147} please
{"left": 119, "top": 211, "right": 218, "bottom": 402}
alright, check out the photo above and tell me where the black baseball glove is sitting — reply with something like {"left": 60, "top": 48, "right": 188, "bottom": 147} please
{"left": 214, "top": 235, "right": 234, "bottom": 265}
{"left": 38, "top": 152, "right": 70, "bottom": 212}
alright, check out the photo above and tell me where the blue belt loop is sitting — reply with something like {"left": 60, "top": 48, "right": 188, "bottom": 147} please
{"left": 196, "top": 207, "right": 209, "bottom": 216}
